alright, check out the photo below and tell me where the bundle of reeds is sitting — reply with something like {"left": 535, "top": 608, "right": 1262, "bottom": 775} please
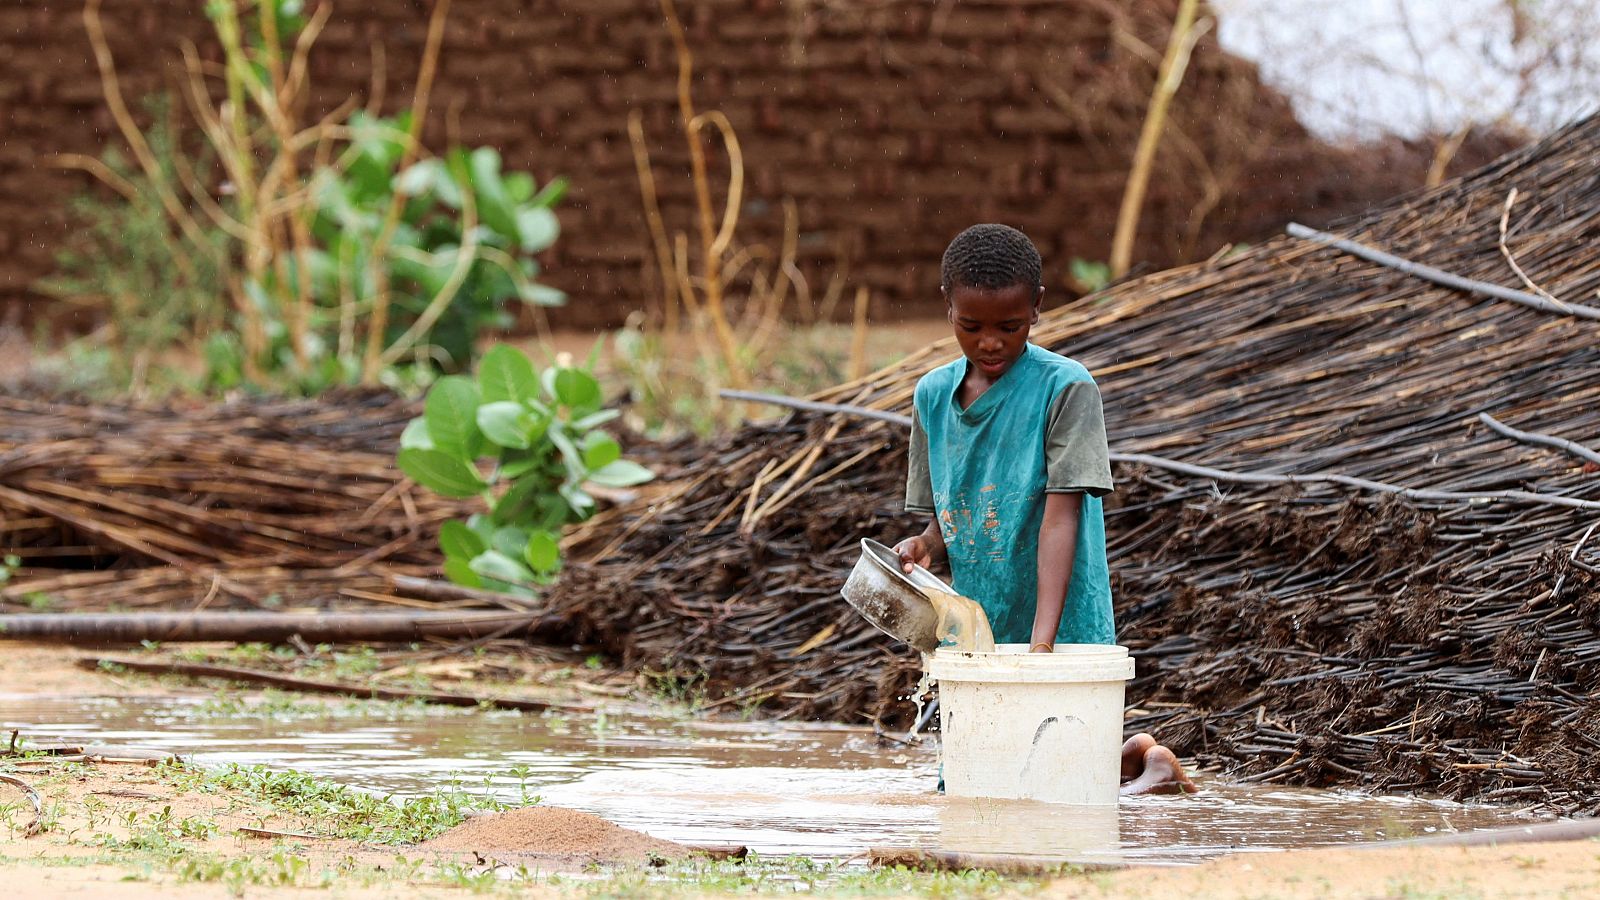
{"left": 548, "top": 116, "right": 1600, "bottom": 811}
{"left": 0, "top": 390, "right": 474, "bottom": 610}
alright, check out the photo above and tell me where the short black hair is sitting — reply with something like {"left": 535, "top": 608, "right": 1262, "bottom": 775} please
{"left": 940, "top": 224, "right": 1043, "bottom": 293}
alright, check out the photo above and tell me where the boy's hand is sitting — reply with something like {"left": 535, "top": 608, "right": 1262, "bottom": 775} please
{"left": 893, "top": 536, "right": 933, "bottom": 574}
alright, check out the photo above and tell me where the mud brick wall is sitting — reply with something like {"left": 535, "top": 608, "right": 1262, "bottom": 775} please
{"left": 2, "top": 0, "right": 1439, "bottom": 330}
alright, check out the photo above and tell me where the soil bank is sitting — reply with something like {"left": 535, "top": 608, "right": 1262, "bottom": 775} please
{"left": 1049, "top": 839, "right": 1600, "bottom": 899}
{"left": 425, "top": 806, "right": 690, "bottom": 863}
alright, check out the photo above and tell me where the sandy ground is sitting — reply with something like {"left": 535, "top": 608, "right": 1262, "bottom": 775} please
{"left": 0, "top": 759, "right": 423, "bottom": 898}
{"left": 0, "top": 638, "right": 637, "bottom": 707}
{"left": 1, "top": 642, "right": 187, "bottom": 697}
{"left": 1055, "top": 840, "right": 1600, "bottom": 899}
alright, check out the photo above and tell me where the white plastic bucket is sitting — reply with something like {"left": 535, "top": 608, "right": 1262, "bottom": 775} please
{"left": 927, "top": 643, "right": 1134, "bottom": 806}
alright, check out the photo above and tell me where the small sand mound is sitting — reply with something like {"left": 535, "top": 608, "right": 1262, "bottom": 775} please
{"left": 424, "top": 807, "right": 689, "bottom": 863}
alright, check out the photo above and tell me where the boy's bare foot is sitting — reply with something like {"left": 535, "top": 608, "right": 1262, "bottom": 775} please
{"left": 1120, "top": 733, "right": 1157, "bottom": 781}
{"left": 1120, "top": 744, "right": 1198, "bottom": 796}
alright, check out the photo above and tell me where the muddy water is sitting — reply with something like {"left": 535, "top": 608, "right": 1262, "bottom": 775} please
{"left": 2, "top": 695, "right": 1549, "bottom": 864}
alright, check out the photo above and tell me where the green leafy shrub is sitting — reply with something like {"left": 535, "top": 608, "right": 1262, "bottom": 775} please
{"left": 38, "top": 98, "right": 232, "bottom": 395}
{"left": 1069, "top": 258, "right": 1112, "bottom": 294}
{"left": 298, "top": 114, "right": 566, "bottom": 378}
{"left": 45, "top": 1, "right": 565, "bottom": 396}
{"left": 398, "top": 344, "right": 652, "bottom": 592}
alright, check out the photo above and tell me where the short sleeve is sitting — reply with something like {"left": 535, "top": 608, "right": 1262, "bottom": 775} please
{"left": 905, "top": 407, "right": 935, "bottom": 514}
{"left": 1045, "top": 380, "right": 1114, "bottom": 497}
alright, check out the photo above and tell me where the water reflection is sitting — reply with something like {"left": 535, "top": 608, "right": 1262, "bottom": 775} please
{"left": 1, "top": 695, "right": 1548, "bottom": 863}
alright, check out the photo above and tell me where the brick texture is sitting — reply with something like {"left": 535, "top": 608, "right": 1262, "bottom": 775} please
{"left": 1, "top": 0, "right": 1465, "bottom": 330}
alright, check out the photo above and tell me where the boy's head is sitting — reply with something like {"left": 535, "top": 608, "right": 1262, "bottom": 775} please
{"left": 940, "top": 224, "right": 1043, "bottom": 380}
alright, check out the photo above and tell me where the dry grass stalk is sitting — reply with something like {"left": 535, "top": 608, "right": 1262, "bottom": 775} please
{"left": 660, "top": 0, "right": 746, "bottom": 388}
{"left": 1109, "top": 0, "right": 1209, "bottom": 278}
{"left": 629, "top": 110, "right": 682, "bottom": 335}
{"left": 848, "top": 287, "right": 871, "bottom": 380}
{"left": 361, "top": 0, "right": 452, "bottom": 383}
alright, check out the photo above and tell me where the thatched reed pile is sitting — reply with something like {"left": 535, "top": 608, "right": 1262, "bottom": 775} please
{"left": 551, "top": 116, "right": 1600, "bottom": 811}
{"left": 0, "top": 391, "right": 481, "bottom": 611}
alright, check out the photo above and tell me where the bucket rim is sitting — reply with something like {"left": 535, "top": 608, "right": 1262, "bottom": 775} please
{"left": 927, "top": 643, "right": 1134, "bottom": 683}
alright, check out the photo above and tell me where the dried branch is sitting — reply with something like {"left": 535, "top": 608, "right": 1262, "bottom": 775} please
{"left": 1287, "top": 222, "right": 1600, "bottom": 321}
{"left": 1479, "top": 412, "right": 1600, "bottom": 468}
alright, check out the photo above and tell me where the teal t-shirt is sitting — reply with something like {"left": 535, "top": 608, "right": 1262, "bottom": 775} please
{"left": 905, "top": 343, "right": 1116, "bottom": 645}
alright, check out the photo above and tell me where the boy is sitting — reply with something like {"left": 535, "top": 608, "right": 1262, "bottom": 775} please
{"left": 894, "top": 223, "right": 1192, "bottom": 795}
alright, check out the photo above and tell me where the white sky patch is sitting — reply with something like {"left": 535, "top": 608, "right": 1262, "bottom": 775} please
{"left": 1212, "top": 0, "right": 1600, "bottom": 140}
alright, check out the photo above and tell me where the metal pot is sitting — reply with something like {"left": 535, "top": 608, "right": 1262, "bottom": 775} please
{"left": 840, "top": 538, "right": 952, "bottom": 652}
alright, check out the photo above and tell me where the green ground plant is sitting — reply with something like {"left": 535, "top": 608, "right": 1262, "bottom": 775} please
{"left": 1069, "top": 258, "right": 1113, "bottom": 294}
{"left": 48, "top": 0, "right": 565, "bottom": 396}
{"left": 399, "top": 343, "right": 652, "bottom": 592}
{"left": 162, "top": 761, "right": 504, "bottom": 844}
{"left": 570, "top": 856, "right": 1044, "bottom": 898}
{"left": 37, "top": 98, "right": 231, "bottom": 395}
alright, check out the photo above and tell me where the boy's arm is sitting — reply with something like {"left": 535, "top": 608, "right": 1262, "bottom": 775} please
{"left": 1030, "top": 492, "right": 1082, "bottom": 651}
{"left": 898, "top": 404, "right": 946, "bottom": 572}
{"left": 1036, "top": 378, "right": 1112, "bottom": 650}
{"left": 895, "top": 517, "right": 948, "bottom": 573}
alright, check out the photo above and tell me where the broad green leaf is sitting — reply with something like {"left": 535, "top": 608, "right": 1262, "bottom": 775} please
{"left": 524, "top": 530, "right": 560, "bottom": 573}
{"left": 587, "top": 459, "right": 655, "bottom": 488}
{"left": 1070, "top": 257, "right": 1112, "bottom": 293}
{"left": 399, "top": 418, "right": 434, "bottom": 451}
{"left": 469, "top": 147, "right": 521, "bottom": 244}
{"left": 414, "top": 159, "right": 463, "bottom": 208}
{"left": 498, "top": 446, "right": 551, "bottom": 481}
{"left": 397, "top": 449, "right": 487, "bottom": 498}
{"left": 469, "top": 549, "right": 534, "bottom": 585}
{"left": 465, "top": 514, "right": 497, "bottom": 548}
{"left": 343, "top": 115, "right": 402, "bottom": 201}
{"left": 301, "top": 248, "right": 339, "bottom": 296}
{"left": 559, "top": 482, "right": 595, "bottom": 519}
{"left": 392, "top": 245, "right": 455, "bottom": 296}
{"left": 439, "top": 520, "right": 485, "bottom": 560}
{"left": 570, "top": 409, "right": 621, "bottom": 430}
{"left": 524, "top": 410, "right": 551, "bottom": 446}
{"left": 504, "top": 171, "right": 535, "bottom": 203}
{"left": 517, "top": 282, "right": 566, "bottom": 307}
{"left": 530, "top": 176, "right": 569, "bottom": 208}
{"left": 443, "top": 556, "right": 482, "bottom": 588}
{"left": 478, "top": 344, "right": 538, "bottom": 403}
{"left": 491, "top": 471, "right": 545, "bottom": 525}
{"left": 477, "top": 401, "right": 534, "bottom": 450}
{"left": 515, "top": 207, "right": 559, "bottom": 252}
{"left": 580, "top": 432, "right": 621, "bottom": 471}
{"left": 552, "top": 368, "right": 601, "bottom": 410}
{"left": 490, "top": 525, "right": 530, "bottom": 559}
{"left": 395, "top": 158, "right": 442, "bottom": 196}
{"left": 423, "top": 375, "right": 482, "bottom": 459}
{"left": 548, "top": 427, "right": 585, "bottom": 478}
{"left": 203, "top": 333, "right": 243, "bottom": 390}
{"left": 534, "top": 492, "right": 572, "bottom": 529}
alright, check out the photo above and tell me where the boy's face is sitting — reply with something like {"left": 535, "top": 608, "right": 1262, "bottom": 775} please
{"left": 945, "top": 283, "right": 1041, "bottom": 380}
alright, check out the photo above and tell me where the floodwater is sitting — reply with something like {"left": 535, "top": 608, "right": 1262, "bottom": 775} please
{"left": 2, "top": 695, "right": 1550, "bottom": 865}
